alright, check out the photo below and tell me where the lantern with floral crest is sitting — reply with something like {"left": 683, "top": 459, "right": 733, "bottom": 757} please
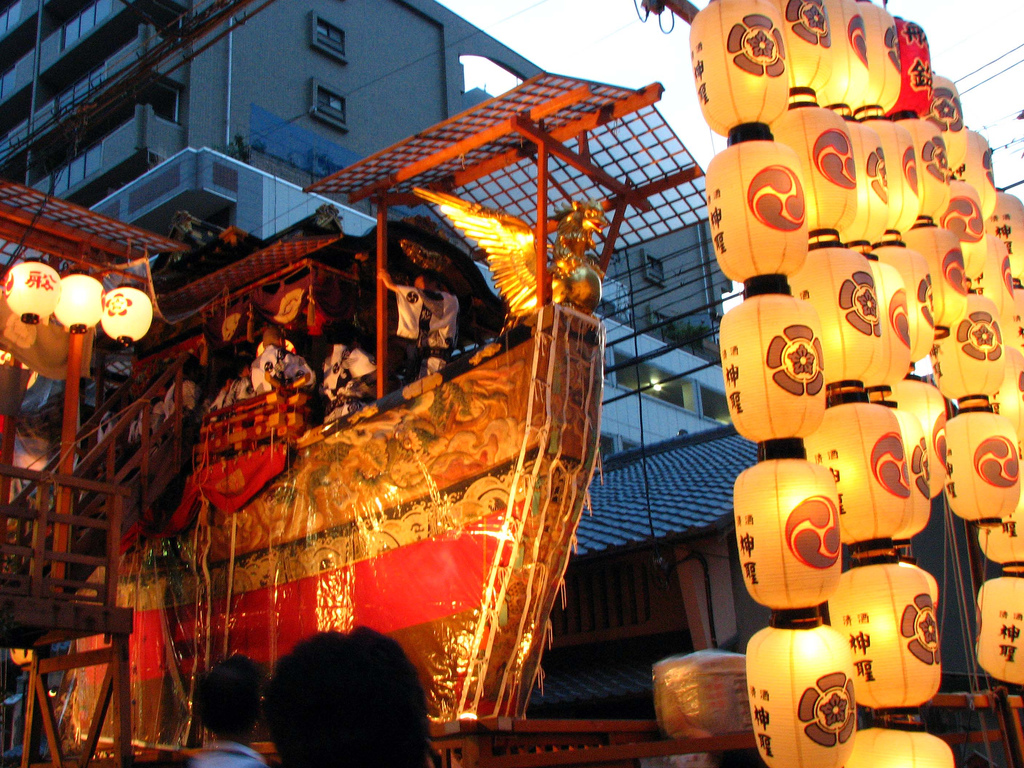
{"left": 927, "top": 75, "right": 967, "bottom": 175}
{"left": 101, "top": 287, "right": 154, "bottom": 346}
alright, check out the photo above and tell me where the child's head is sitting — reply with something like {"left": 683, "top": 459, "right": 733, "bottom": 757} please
{"left": 197, "top": 654, "right": 263, "bottom": 740}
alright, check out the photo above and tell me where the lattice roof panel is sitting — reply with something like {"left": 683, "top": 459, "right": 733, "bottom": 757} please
{"left": 0, "top": 181, "right": 185, "bottom": 272}
{"left": 306, "top": 73, "right": 706, "bottom": 249}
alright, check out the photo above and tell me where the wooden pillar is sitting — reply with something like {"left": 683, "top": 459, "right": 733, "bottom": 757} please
{"left": 376, "top": 200, "right": 388, "bottom": 401}
{"left": 54, "top": 331, "right": 85, "bottom": 579}
{"left": 535, "top": 142, "right": 549, "bottom": 308}
{"left": 1, "top": 413, "right": 16, "bottom": 504}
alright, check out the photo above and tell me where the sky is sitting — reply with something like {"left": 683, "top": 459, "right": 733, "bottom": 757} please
{"left": 438, "top": 0, "right": 1024, "bottom": 194}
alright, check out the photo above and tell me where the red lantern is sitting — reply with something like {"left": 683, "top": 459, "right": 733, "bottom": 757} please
{"left": 886, "top": 17, "right": 932, "bottom": 118}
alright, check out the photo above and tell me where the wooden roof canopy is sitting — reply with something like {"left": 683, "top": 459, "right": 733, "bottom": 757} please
{"left": 0, "top": 181, "right": 185, "bottom": 282}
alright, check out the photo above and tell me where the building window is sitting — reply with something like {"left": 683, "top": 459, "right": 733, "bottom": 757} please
{"left": 0, "top": 0, "right": 22, "bottom": 36}
{"left": 146, "top": 82, "right": 180, "bottom": 123}
{"left": 62, "top": 0, "right": 113, "bottom": 50}
{"left": 53, "top": 141, "right": 103, "bottom": 194}
{"left": 310, "top": 82, "right": 347, "bottom": 130}
{"left": 700, "top": 385, "right": 730, "bottom": 424}
{"left": 643, "top": 251, "right": 665, "bottom": 285}
{"left": 311, "top": 14, "right": 346, "bottom": 63}
{"left": 0, "top": 67, "right": 15, "bottom": 101}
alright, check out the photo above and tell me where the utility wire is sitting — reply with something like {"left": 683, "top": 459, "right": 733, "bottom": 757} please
{"left": 954, "top": 42, "right": 1024, "bottom": 84}
{"left": 959, "top": 58, "right": 1024, "bottom": 96}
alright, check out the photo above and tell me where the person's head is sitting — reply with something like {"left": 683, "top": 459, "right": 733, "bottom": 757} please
{"left": 413, "top": 274, "right": 428, "bottom": 291}
{"left": 265, "top": 628, "right": 430, "bottom": 768}
{"left": 325, "top": 322, "right": 360, "bottom": 347}
{"left": 197, "top": 654, "right": 263, "bottom": 741}
{"left": 262, "top": 325, "right": 284, "bottom": 348}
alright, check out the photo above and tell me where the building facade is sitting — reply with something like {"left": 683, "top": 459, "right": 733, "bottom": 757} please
{"left": 0, "top": 0, "right": 539, "bottom": 205}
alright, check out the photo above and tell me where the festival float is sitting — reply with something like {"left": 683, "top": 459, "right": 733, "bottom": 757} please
{"left": 0, "top": 72, "right": 708, "bottom": 757}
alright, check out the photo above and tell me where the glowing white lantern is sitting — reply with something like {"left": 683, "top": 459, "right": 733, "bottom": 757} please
{"left": 720, "top": 291, "right": 826, "bottom": 441}
{"left": 828, "top": 562, "right": 941, "bottom": 708}
{"left": 846, "top": 728, "right": 954, "bottom": 768}
{"left": 892, "top": 377, "right": 947, "bottom": 499}
{"left": 973, "top": 237, "right": 1013, "bottom": 324}
{"left": 735, "top": 458, "right": 842, "bottom": 609}
{"left": 817, "top": 0, "right": 868, "bottom": 114}
{"left": 790, "top": 247, "right": 883, "bottom": 386}
{"left": 804, "top": 399, "right": 913, "bottom": 542}
{"left": 941, "top": 181, "right": 986, "bottom": 279}
{"left": 944, "top": 410, "right": 1020, "bottom": 522}
{"left": 772, "top": 106, "right": 858, "bottom": 235}
{"left": 839, "top": 121, "right": 888, "bottom": 248}
{"left": 963, "top": 130, "right": 996, "bottom": 219}
{"left": 991, "top": 348, "right": 1024, "bottom": 441}
{"left": 3, "top": 262, "right": 61, "bottom": 325}
{"left": 903, "top": 224, "right": 966, "bottom": 331}
{"left": 746, "top": 622, "right": 856, "bottom": 768}
{"left": 865, "top": 119, "right": 920, "bottom": 238}
{"left": 899, "top": 118, "right": 951, "bottom": 221}
{"left": 873, "top": 244, "right": 934, "bottom": 363}
{"left": 927, "top": 75, "right": 966, "bottom": 174}
{"left": 892, "top": 408, "right": 931, "bottom": 540}
{"left": 852, "top": 0, "right": 901, "bottom": 116}
{"left": 987, "top": 191, "right": 1024, "bottom": 280}
{"left": 101, "top": 287, "right": 153, "bottom": 345}
{"left": 689, "top": 0, "right": 790, "bottom": 137}
{"left": 978, "top": 519, "right": 1024, "bottom": 566}
{"left": 930, "top": 293, "right": 1004, "bottom": 400}
{"left": 976, "top": 576, "right": 1024, "bottom": 684}
{"left": 865, "top": 257, "right": 911, "bottom": 389}
{"left": 706, "top": 140, "right": 808, "bottom": 281}
{"left": 770, "top": 0, "right": 833, "bottom": 101}
{"left": 54, "top": 274, "right": 103, "bottom": 333}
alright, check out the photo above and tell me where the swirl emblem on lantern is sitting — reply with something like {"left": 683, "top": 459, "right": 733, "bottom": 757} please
{"left": 728, "top": 14, "right": 787, "bottom": 76}
{"left": 902, "top": 146, "right": 918, "bottom": 195}
{"left": 748, "top": 165, "right": 806, "bottom": 231}
{"left": 974, "top": 436, "right": 1019, "bottom": 488}
{"left": 922, "top": 137, "right": 951, "bottom": 183}
{"left": 847, "top": 14, "right": 867, "bottom": 68}
{"left": 785, "top": 495, "right": 841, "bottom": 569}
{"left": 889, "top": 288, "right": 911, "bottom": 349}
{"left": 866, "top": 149, "right": 888, "bottom": 204}
{"left": 940, "top": 245, "right": 968, "bottom": 298}
{"left": 797, "top": 672, "right": 856, "bottom": 747}
{"left": 839, "top": 271, "right": 881, "bottom": 336}
{"left": 766, "top": 325, "right": 825, "bottom": 396}
{"left": 941, "top": 195, "right": 985, "bottom": 243}
{"left": 955, "top": 309, "right": 1002, "bottom": 362}
{"left": 918, "top": 274, "right": 934, "bottom": 328}
{"left": 900, "top": 594, "right": 940, "bottom": 665}
{"left": 872, "top": 431, "right": 912, "bottom": 499}
{"left": 814, "top": 130, "right": 857, "bottom": 189}
{"left": 884, "top": 23, "right": 900, "bottom": 70}
{"left": 786, "top": 0, "right": 829, "bottom": 45}
{"left": 909, "top": 436, "right": 930, "bottom": 498}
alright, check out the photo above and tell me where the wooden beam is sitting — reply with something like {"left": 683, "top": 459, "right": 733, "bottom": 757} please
{"left": 599, "top": 198, "right": 629, "bottom": 272}
{"left": 658, "top": 0, "right": 699, "bottom": 24}
{"left": 510, "top": 116, "right": 651, "bottom": 212}
{"left": 536, "top": 143, "right": 550, "bottom": 308}
{"left": 631, "top": 164, "right": 705, "bottom": 199}
{"left": 376, "top": 201, "right": 388, "bottom": 400}
{"left": 346, "top": 86, "right": 594, "bottom": 203}
{"left": 450, "top": 83, "right": 665, "bottom": 190}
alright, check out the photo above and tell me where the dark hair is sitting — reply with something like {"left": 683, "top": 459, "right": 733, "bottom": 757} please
{"left": 197, "top": 655, "right": 263, "bottom": 737}
{"left": 265, "top": 628, "right": 430, "bottom": 768}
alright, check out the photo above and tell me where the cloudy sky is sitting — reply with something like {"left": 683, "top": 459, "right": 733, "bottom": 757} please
{"left": 439, "top": 0, "right": 1024, "bottom": 194}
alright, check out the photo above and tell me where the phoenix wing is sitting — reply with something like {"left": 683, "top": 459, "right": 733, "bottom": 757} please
{"left": 414, "top": 187, "right": 539, "bottom": 319}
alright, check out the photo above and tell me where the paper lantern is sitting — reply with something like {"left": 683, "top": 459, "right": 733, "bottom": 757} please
{"left": 689, "top": 0, "right": 790, "bottom": 137}
{"left": 963, "top": 130, "right": 996, "bottom": 219}
{"left": 791, "top": 247, "right": 883, "bottom": 385}
{"left": 3, "top": 262, "right": 61, "bottom": 325}
{"left": 973, "top": 236, "right": 1014, "bottom": 321}
{"left": 101, "top": 287, "right": 153, "bottom": 345}
{"left": 943, "top": 410, "right": 1020, "bottom": 522}
{"left": 991, "top": 348, "right": 1024, "bottom": 440}
{"left": 927, "top": 75, "right": 966, "bottom": 174}
{"left": 852, "top": 0, "right": 900, "bottom": 116}
{"left": 54, "top": 274, "right": 103, "bottom": 333}
{"left": 817, "top": 0, "right": 868, "bottom": 114}
{"left": 978, "top": 519, "right": 1024, "bottom": 566}
{"left": 887, "top": 17, "right": 932, "bottom": 118}
{"left": 706, "top": 140, "right": 808, "bottom": 281}
{"left": 873, "top": 244, "right": 933, "bottom": 362}
{"left": 988, "top": 191, "right": 1024, "bottom": 279}
{"left": 941, "top": 181, "right": 986, "bottom": 279}
{"left": 864, "top": 119, "right": 920, "bottom": 237}
{"left": 846, "top": 728, "right": 954, "bottom": 768}
{"left": 1007, "top": 284, "right": 1024, "bottom": 358}
{"left": 805, "top": 400, "right": 913, "bottom": 542}
{"left": 746, "top": 623, "right": 856, "bottom": 768}
{"left": 903, "top": 224, "right": 966, "bottom": 330}
{"left": 734, "top": 459, "right": 842, "bottom": 609}
{"left": 770, "top": 0, "right": 833, "bottom": 100}
{"left": 930, "top": 293, "right": 1003, "bottom": 400}
{"left": 892, "top": 408, "right": 931, "bottom": 540}
{"left": 839, "top": 121, "right": 888, "bottom": 248}
{"left": 864, "top": 258, "right": 911, "bottom": 389}
{"left": 828, "top": 562, "right": 941, "bottom": 707}
{"left": 976, "top": 576, "right": 1024, "bottom": 684}
{"left": 772, "top": 106, "right": 858, "bottom": 235}
{"left": 899, "top": 118, "right": 950, "bottom": 221}
{"left": 720, "top": 292, "right": 826, "bottom": 441}
{"left": 892, "top": 377, "right": 947, "bottom": 498}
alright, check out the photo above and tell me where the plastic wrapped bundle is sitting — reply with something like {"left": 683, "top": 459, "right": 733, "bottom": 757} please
{"left": 653, "top": 650, "right": 752, "bottom": 739}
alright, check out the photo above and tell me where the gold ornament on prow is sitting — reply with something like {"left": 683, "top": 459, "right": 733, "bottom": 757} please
{"left": 549, "top": 200, "right": 608, "bottom": 314}
{"left": 412, "top": 188, "right": 609, "bottom": 322}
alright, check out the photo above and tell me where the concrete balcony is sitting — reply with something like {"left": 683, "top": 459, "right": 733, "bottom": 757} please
{"left": 0, "top": 0, "right": 40, "bottom": 63}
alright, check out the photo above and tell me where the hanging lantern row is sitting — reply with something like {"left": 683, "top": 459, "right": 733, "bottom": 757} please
{"left": 3, "top": 262, "right": 154, "bottom": 344}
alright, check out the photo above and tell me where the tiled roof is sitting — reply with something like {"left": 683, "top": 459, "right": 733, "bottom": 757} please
{"left": 578, "top": 427, "right": 756, "bottom": 557}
